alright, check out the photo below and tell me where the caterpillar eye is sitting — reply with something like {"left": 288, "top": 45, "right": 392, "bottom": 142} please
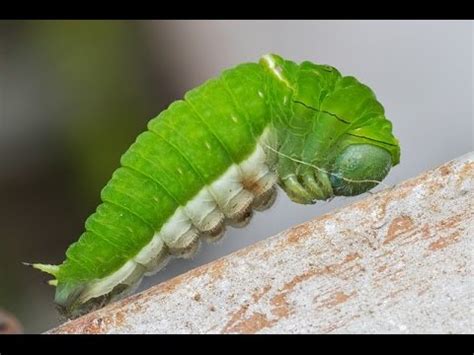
{"left": 330, "top": 144, "right": 392, "bottom": 196}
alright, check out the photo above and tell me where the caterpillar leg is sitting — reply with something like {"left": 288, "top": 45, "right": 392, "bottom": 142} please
{"left": 201, "top": 223, "right": 226, "bottom": 243}
{"left": 253, "top": 186, "right": 278, "bottom": 211}
{"left": 170, "top": 237, "right": 201, "bottom": 259}
{"left": 134, "top": 233, "right": 170, "bottom": 276}
{"left": 227, "top": 206, "right": 254, "bottom": 228}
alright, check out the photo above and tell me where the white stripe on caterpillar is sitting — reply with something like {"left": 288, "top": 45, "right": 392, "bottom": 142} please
{"left": 72, "top": 128, "right": 278, "bottom": 306}
{"left": 184, "top": 188, "right": 224, "bottom": 233}
{"left": 261, "top": 54, "right": 293, "bottom": 89}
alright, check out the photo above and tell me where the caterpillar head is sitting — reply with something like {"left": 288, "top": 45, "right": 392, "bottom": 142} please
{"left": 329, "top": 144, "right": 393, "bottom": 196}
{"left": 262, "top": 53, "right": 400, "bottom": 204}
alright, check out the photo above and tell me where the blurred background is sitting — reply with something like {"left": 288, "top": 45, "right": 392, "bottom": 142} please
{"left": 0, "top": 20, "right": 472, "bottom": 333}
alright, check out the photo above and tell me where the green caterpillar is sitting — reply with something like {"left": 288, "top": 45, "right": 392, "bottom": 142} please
{"left": 32, "top": 54, "right": 400, "bottom": 319}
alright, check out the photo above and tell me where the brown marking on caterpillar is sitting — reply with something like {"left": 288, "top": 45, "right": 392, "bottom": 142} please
{"left": 241, "top": 176, "right": 264, "bottom": 195}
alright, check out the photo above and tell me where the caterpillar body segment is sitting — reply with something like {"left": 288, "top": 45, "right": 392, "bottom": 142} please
{"left": 32, "top": 54, "right": 400, "bottom": 318}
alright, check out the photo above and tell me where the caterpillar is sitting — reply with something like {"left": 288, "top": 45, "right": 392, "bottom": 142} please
{"left": 31, "top": 54, "right": 400, "bottom": 319}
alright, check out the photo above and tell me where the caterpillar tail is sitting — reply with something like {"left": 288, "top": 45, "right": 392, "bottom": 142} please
{"left": 24, "top": 262, "right": 59, "bottom": 287}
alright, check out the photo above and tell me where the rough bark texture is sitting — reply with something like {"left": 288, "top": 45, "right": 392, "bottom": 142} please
{"left": 49, "top": 152, "right": 473, "bottom": 334}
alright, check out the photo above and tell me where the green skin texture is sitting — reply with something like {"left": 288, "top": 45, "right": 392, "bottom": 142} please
{"left": 34, "top": 54, "right": 400, "bottom": 317}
